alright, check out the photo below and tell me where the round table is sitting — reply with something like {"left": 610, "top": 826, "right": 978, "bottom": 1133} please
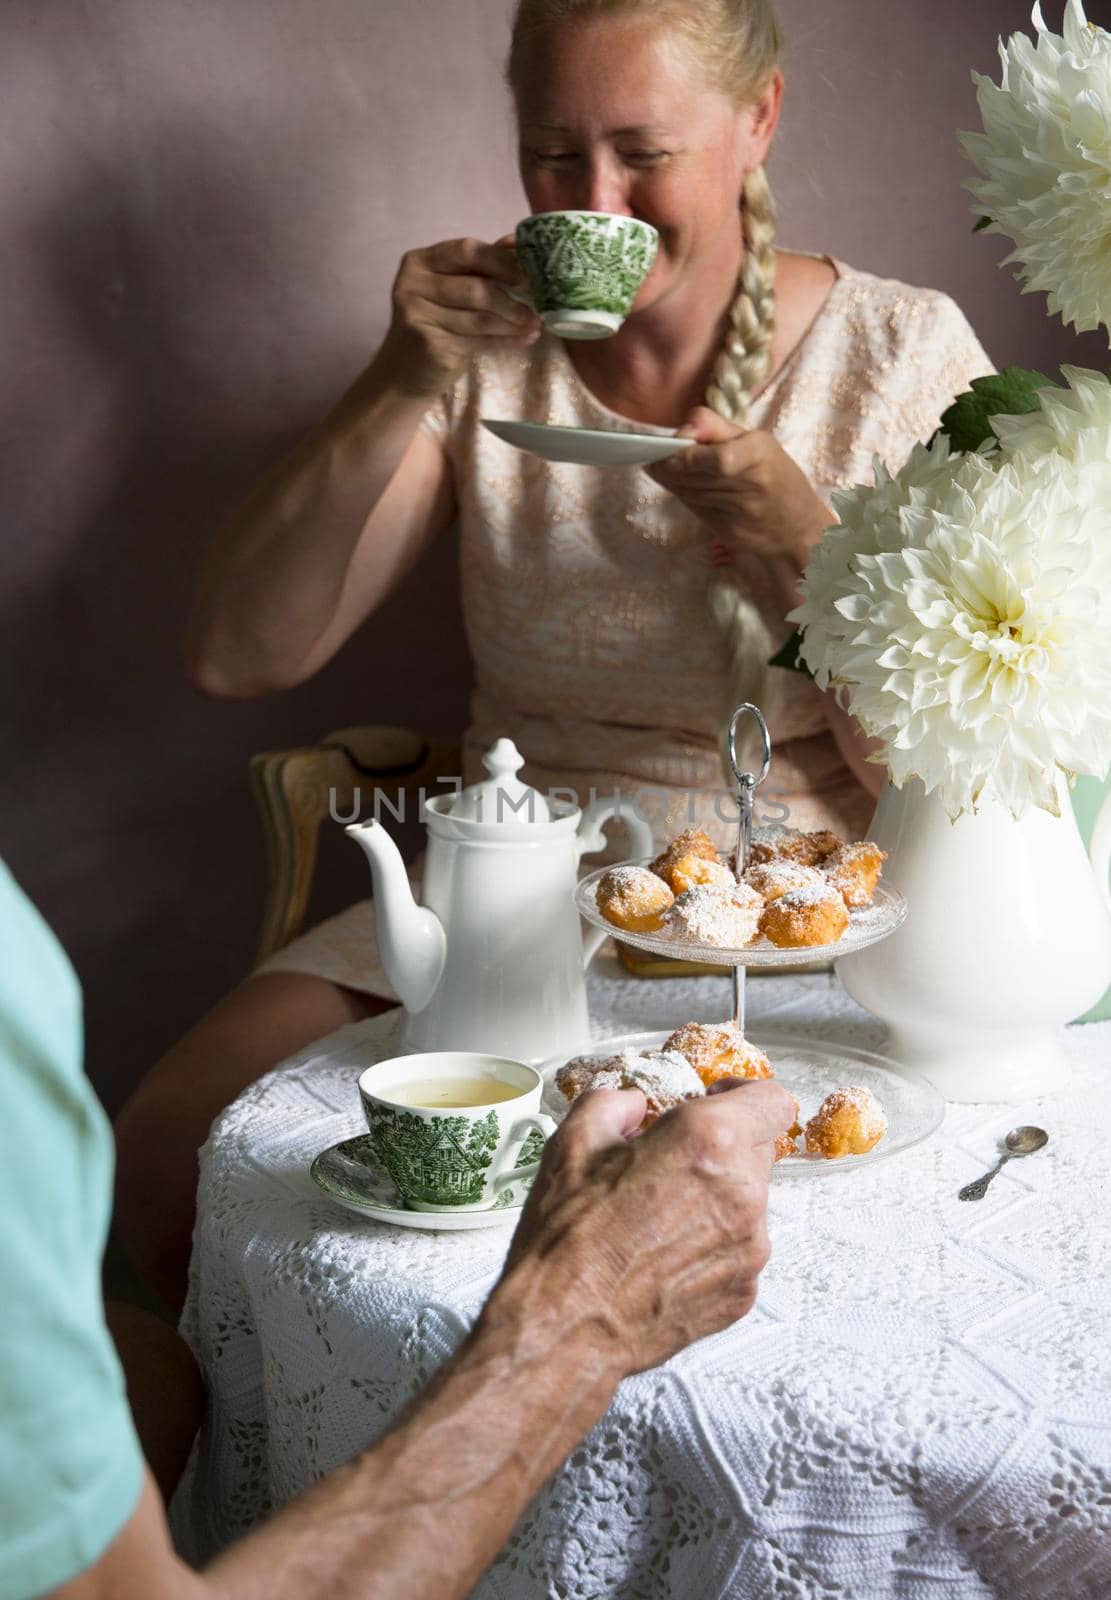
{"left": 172, "top": 958, "right": 1111, "bottom": 1599}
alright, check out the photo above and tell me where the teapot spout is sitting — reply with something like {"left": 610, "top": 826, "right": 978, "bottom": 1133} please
{"left": 345, "top": 820, "right": 446, "bottom": 1012}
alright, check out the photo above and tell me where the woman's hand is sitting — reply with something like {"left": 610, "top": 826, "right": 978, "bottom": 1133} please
{"left": 647, "top": 405, "right": 833, "bottom": 575}
{"left": 499, "top": 1078, "right": 794, "bottom": 1375}
{"left": 380, "top": 235, "right": 541, "bottom": 398}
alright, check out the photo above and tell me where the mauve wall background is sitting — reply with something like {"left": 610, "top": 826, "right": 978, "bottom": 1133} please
{"left": 2, "top": 0, "right": 1106, "bottom": 1111}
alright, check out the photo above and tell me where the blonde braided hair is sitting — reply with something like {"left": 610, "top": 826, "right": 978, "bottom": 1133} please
{"left": 707, "top": 162, "right": 779, "bottom": 779}
{"left": 507, "top": 0, "right": 785, "bottom": 780}
{"left": 707, "top": 164, "right": 778, "bottom": 425}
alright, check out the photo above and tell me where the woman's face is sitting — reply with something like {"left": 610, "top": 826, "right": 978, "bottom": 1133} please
{"left": 514, "top": 19, "right": 781, "bottom": 311}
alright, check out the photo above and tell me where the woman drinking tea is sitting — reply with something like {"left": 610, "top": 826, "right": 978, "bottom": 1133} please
{"left": 115, "top": 0, "right": 993, "bottom": 1308}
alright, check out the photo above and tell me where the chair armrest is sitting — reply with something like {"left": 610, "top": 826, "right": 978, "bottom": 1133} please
{"left": 249, "top": 725, "right": 460, "bottom": 965}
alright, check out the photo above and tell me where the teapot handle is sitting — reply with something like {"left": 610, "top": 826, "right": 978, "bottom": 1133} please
{"left": 576, "top": 795, "right": 654, "bottom": 863}
{"left": 1091, "top": 783, "right": 1111, "bottom": 914}
{"left": 576, "top": 797, "right": 654, "bottom": 969}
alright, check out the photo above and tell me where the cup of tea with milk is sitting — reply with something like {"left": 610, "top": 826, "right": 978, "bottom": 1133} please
{"left": 511, "top": 210, "right": 659, "bottom": 339}
{"left": 358, "top": 1051, "right": 556, "bottom": 1212}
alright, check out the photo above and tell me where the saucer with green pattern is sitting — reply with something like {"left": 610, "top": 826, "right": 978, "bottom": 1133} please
{"left": 310, "top": 1135, "right": 531, "bottom": 1230}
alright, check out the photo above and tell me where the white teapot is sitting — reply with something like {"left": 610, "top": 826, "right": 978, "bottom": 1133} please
{"left": 345, "top": 738, "right": 653, "bottom": 1063}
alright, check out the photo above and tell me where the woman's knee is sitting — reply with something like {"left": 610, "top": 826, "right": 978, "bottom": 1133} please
{"left": 117, "top": 973, "right": 382, "bottom": 1136}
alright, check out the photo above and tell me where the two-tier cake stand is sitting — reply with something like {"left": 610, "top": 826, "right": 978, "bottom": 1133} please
{"left": 569, "top": 704, "right": 943, "bottom": 1171}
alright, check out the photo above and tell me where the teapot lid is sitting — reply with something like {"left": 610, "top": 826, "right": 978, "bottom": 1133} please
{"left": 449, "top": 738, "right": 551, "bottom": 826}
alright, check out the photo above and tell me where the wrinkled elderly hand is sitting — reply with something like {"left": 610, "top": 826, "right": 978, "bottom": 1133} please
{"left": 498, "top": 1078, "right": 794, "bottom": 1375}
{"left": 646, "top": 405, "right": 832, "bottom": 573}
{"left": 381, "top": 235, "right": 540, "bottom": 398}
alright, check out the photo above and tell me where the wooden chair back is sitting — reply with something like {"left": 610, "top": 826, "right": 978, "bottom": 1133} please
{"left": 249, "top": 723, "right": 459, "bottom": 963}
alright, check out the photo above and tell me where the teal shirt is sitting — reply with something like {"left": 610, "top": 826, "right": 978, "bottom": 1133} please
{"left": 0, "top": 862, "right": 143, "bottom": 1597}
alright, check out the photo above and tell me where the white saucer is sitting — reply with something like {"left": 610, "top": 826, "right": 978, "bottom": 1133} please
{"left": 481, "top": 418, "right": 694, "bottom": 467}
{"left": 309, "top": 1135, "right": 529, "bottom": 1230}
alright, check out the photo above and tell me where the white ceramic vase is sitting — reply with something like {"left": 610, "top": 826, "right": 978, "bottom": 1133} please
{"left": 837, "top": 773, "right": 1111, "bottom": 1102}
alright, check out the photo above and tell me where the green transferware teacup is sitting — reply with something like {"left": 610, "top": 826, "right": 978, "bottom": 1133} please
{"left": 513, "top": 210, "right": 659, "bottom": 340}
{"left": 357, "top": 1051, "right": 556, "bottom": 1212}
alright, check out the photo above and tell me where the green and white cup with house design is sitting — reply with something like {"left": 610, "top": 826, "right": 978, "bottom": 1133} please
{"left": 358, "top": 1052, "right": 556, "bottom": 1213}
{"left": 513, "top": 210, "right": 659, "bottom": 339}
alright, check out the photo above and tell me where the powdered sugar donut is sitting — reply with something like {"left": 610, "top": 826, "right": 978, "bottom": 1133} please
{"left": 747, "top": 825, "right": 842, "bottom": 868}
{"left": 556, "top": 1045, "right": 704, "bottom": 1126}
{"left": 744, "top": 859, "right": 828, "bottom": 904}
{"left": 651, "top": 828, "right": 727, "bottom": 894}
{"left": 555, "top": 1053, "right": 621, "bottom": 1104}
{"left": 821, "top": 841, "right": 886, "bottom": 908}
{"left": 596, "top": 865, "right": 674, "bottom": 932}
{"left": 663, "top": 1021, "right": 774, "bottom": 1086}
{"left": 761, "top": 880, "right": 849, "bottom": 948}
{"left": 804, "top": 1086, "right": 887, "bottom": 1158}
{"left": 775, "top": 1093, "right": 804, "bottom": 1161}
{"left": 665, "top": 881, "right": 763, "bottom": 949}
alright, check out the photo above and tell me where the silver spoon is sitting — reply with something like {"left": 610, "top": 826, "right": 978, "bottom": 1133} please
{"left": 958, "top": 1125, "right": 1049, "bottom": 1201}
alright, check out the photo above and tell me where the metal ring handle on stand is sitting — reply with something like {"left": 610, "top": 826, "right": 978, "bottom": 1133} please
{"left": 727, "top": 703, "right": 772, "bottom": 879}
{"left": 726, "top": 704, "right": 772, "bottom": 1032}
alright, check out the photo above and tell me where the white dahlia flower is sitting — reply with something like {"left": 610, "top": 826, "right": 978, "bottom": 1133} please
{"left": 789, "top": 444, "right": 1111, "bottom": 819}
{"left": 961, "top": 0, "right": 1111, "bottom": 337}
{"left": 992, "top": 363, "right": 1111, "bottom": 472}
{"left": 791, "top": 435, "right": 961, "bottom": 682}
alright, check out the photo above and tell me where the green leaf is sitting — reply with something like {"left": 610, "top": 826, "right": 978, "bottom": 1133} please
{"left": 933, "top": 366, "right": 1056, "bottom": 453}
{"left": 973, "top": 215, "right": 992, "bottom": 233}
{"left": 768, "top": 628, "right": 814, "bottom": 678}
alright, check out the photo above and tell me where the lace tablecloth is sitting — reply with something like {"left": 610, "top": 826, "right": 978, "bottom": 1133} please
{"left": 173, "top": 959, "right": 1111, "bottom": 1598}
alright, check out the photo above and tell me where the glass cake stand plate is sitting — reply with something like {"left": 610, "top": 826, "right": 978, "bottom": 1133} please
{"left": 540, "top": 1030, "right": 944, "bottom": 1175}
{"left": 576, "top": 861, "right": 907, "bottom": 967}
